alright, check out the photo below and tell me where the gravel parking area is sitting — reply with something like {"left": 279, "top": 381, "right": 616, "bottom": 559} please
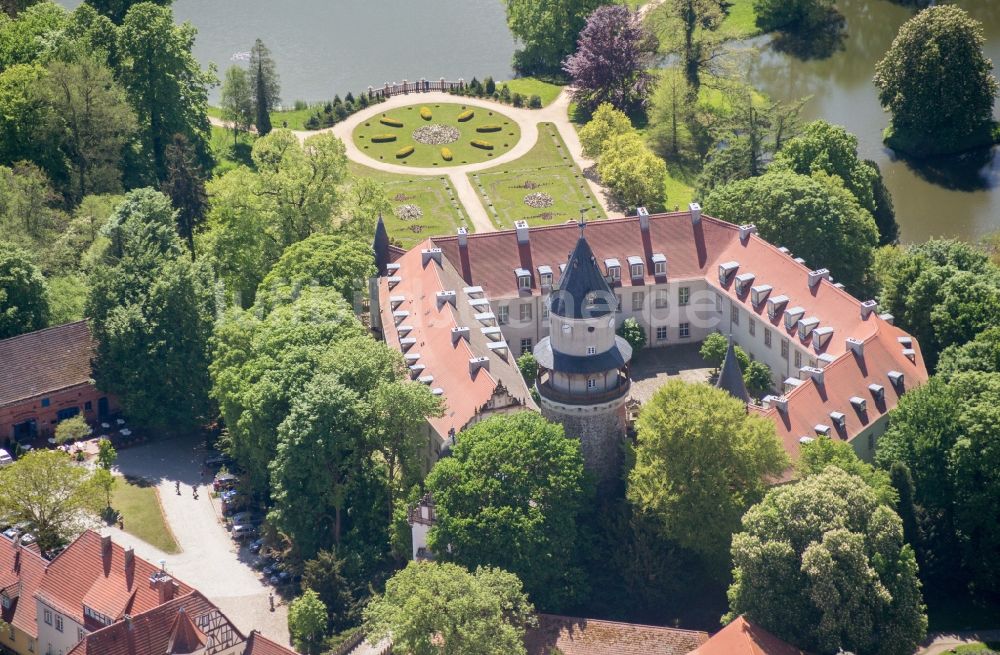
{"left": 99, "top": 432, "right": 291, "bottom": 646}
{"left": 629, "top": 343, "right": 713, "bottom": 404}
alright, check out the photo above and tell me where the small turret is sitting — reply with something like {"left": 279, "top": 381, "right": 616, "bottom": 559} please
{"left": 716, "top": 336, "right": 750, "bottom": 403}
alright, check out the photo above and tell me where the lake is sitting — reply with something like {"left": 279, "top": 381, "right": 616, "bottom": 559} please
{"left": 744, "top": 0, "right": 1000, "bottom": 243}
{"left": 58, "top": 0, "right": 516, "bottom": 103}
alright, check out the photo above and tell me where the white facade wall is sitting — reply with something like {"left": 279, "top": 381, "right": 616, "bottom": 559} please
{"left": 36, "top": 599, "right": 85, "bottom": 655}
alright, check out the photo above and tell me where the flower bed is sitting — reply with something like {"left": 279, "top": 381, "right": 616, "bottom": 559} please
{"left": 413, "top": 124, "right": 460, "bottom": 145}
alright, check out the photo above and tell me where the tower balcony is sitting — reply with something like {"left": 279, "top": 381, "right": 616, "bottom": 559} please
{"left": 536, "top": 375, "right": 630, "bottom": 406}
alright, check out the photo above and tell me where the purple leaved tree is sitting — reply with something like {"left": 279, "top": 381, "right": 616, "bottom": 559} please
{"left": 563, "top": 5, "right": 658, "bottom": 116}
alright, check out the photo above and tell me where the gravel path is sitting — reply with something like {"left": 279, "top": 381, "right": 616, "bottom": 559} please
{"left": 99, "top": 433, "right": 291, "bottom": 646}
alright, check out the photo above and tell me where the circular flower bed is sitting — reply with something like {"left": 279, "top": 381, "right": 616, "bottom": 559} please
{"left": 524, "top": 192, "right": 554, "bottom": 209}
{"left": 394, "top": 204, "right": 423, "bottom": 220}
{"left": 412, "top": 124, "right": 460, "bottom": 145}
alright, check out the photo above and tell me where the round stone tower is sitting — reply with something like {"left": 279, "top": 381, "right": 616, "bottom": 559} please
{"left": 533, "top": 224, "right": 633, "bottom": 484}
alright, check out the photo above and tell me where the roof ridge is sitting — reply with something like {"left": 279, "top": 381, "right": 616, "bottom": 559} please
{"left": 0, "top": 320, "right": 88, "bottom": 345}
{"left": 537, "top": 613, "right": 710, "bottom": 636}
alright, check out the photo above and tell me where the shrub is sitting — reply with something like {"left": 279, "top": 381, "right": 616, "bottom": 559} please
{"left": 372, "top": 134, "right": 397, "bottom": 143}
{"left": 471, "top": 140, "right": 494, "bottom": 150}
{"left": 512, "top": 93, "right": 525, "bottom": 108}
{"left": 395, "top": 146, "right": 414, "bottom": 158}
{"left": 500, "top": 85, "right": 511, "bottom": 102}
{"left": 380, "top": 117, "right": 404, "bottom": 127}
{"left": 441, "top": 147, "right": 453, "bottom": 161}
{"left": 293, "top": 99, "right": 308, "bottom": 111}
{"left": 457, "top": 109, "right": 475, "bottom": 122}
{"left": 476, "top": 125, "right": 502, "bottom": 133}
{"left": 529, "top": 95, "right": 543, "bottom": 109}
{"left": 420, "top": 106, "right": 432, "bottom": 121}
{"left": 485, "top": 76, "right": 497, "bottom": 96}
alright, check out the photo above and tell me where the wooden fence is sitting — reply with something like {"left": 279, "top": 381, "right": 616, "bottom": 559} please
{"left": 367, "top": 78, "right": 467, "bottom": 99}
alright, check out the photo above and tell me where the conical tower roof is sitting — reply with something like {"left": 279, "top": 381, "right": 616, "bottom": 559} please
{"left": 373, "top": 212, "right": 391, "bottom": 276}
{"left": 550, "top": 225, "right": 614, "bottom": 319}
{"left": 165, "top": 607, "right": 207, "bottom": 654}
{"left": 716, "top": 337, "right": 750, "bottom": 403}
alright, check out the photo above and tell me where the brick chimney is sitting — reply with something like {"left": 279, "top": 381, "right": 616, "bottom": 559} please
{"left": 101, "top": 534, "right": 112, "bottom": 566}
{"left": 124, "top": 546, "right": 134, "bottom": 577}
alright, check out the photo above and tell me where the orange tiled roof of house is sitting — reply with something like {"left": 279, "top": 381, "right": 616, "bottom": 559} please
{"left": 245, "top": 631, "right": 301, "bottom": 655}
{"left": 37, "top": 530, "right": 194, "bottom": 628}
{"left": 690, "top": 616, "right": 807, "bottom": 655}
{"left": 525, "top": 614, "right": 710, "bottom": 655}
{"left": 382, "top": 211, "right": 928, "bottom": 462}
{"left": 0, "top": 321, "right": 96, "bottom": 407}
{"left": 0, "top": 535, "right": 48, "bottom": 638}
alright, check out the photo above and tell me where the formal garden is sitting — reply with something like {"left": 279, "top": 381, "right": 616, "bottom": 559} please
{"left": 470, "top": 122, "right": 606, "bottom": 229}
{"left": 352, "top": 103, "right": 521, "bottom": 167}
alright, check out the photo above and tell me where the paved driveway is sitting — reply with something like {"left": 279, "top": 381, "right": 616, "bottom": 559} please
{"left": 100, "top": 433, "right": 290, "bottom": 646}
{"left": 630, "top": 344, "right": 713, "bottom": 404}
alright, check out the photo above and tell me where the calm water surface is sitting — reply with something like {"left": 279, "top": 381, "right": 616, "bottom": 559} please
{"left": 744, "top": 0, "right": 1000, "bottom": 242}
{"left": 59, "top": 0, "right": 515, "bottom": 104}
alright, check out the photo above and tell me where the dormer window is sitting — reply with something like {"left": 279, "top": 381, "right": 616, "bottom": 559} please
{"left": 0, "top": 595, "right": 9, "bottom": 609}
{"left": 627, "top": 256, "right": 644, "bottom": 279}
{"left": 797, "top": 317, "right": 819, "bottom": 340}
{"left": 538, "top": 265, "right": 553, "bottom": 288}
{"left": 604, "top": 258, "right": 621, "bottom": 282}
{"left": 734, "top": 273, "right": 755, "bottom": 296}
{"left": 784, "top": 306, "right": 805, "bottom": 330}
{"left": 515, "top": 268, "right": 531, "bottom": 290}
{"left": 750, "top": 284, "right": 772, "bottom": 307}
{"left": 830, "top": 411, "right": 846, "bottom": 431}
{"left": 850, "top": 396, "right": 867, "bottom": 413}
{"left": 718, "top": 261, "right": 739, "bottom": 286}
{"left": 869, "top": 384, "right": 885, "bottom": 403}
{"left": 814, "top": 424, "right": 831, "bottom": 437}
{"left": 767, "top": 295, "right": 789, "bottom": 319}
{"left": 652, "top": 253, "right": 667, "bottom": 277}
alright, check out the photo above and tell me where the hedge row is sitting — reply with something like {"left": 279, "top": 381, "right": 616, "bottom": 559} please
{"left": 420, "top": 107, "right": 432, "bottom": 121}
{"left": 303, "top": 91, "right": 385, "bottom": 130}
{"left": 441, "top": 147, "right": 453, "bottom": 161}
{"left": 471, "top": 140, "right": 494, "bottom": 150}
{"left": 457, "top": 110, "right": 475, "bottom": 122}
{"left": 380, "top": 117, "right": 404, "bottom": 127}
{"left": 396, "top": 145, "right": 414, "bottom": 158}
{"left": 476, "top": 125, "right": 502, "bottom": 133}
{"left": 371, "top": 134, "right": 397, "bottom": 143}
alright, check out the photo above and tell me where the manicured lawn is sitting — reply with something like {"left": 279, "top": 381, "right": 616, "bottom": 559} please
{"left": 209, "top": 125, "right": 255, "bottom": 177}
{"left": 469, "top": 122, "right": 606, "bottom": 229}
{"left": 112, "top": 475, "right": 179, "bottom": 554}
{"left": 500, "top": 77, "right": 565, "bottom": 107}
{"left": 353, "top": 103, "right": 521, "bottom": 168}
{"left": 951, "top": 643, "right": 1000, "bottom": 654}
{"left": 208, "top": 104, "right": 323, "bottom": 131}
{"left": 349, "top": 162, "right": 472, "bottom": 248}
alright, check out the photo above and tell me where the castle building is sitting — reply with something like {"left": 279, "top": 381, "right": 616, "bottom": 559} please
{"left": 373, "top": 206, "right": 928, "bottom": 475}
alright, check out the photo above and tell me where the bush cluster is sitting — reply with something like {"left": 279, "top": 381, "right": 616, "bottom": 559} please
{"left": 441, "top": 147, "right": 453, "bottom": 161}
{"left": 303, "top": 92, "right": 383, "bottom": 130}
{"left": 371, "top": 134, "right": 397, "bottom": 143}
{"left": 420, "top": 107, "right": 433, "bottom": 121}
{"left": 446, "top": 75, "right": 546, "bottom": 110}
{"left": 471, "top": 140, "right": 494, "bottom": 150}
{"left": 457, "top": 110, "right": 475, "bottom": 122}
{"left": 476, "top": 125, "right": 502, "bottom": 133}
{"left": 380, "top": 116, "right": 404, "bottom": 128}
{"left": 395, "top": 146, "right": 415, "bottom": 158}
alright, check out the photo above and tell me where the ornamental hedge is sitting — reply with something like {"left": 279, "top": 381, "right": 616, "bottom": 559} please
{"left": 420, "top": 107, "right": 432, "bottom": 120}
{"left": 396, "top": 145, "right": 414, "bottom": 158}
{"left": 476, "top": 125, "right": 502, "bottom": 133}
{"left": 380, "top": 117, "right": 404, "bottom": 127}
{"left": 441, "top": 147, "right": 453, "bottom": 161}
{"left": 457, "top": 109, "right": 475, "bottom": 122}
{"left": 371, "top": 134, "right": 397, "bottom": 143}
{"left": 471, "top": 140, "right": 494, "bottom": 150}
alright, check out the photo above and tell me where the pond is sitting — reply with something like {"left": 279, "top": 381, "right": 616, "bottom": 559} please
{"left": 743, "top": 0, "right": 1000, "bottom": 243}
{"left": 57, "top": 0, "right": 516, "bottom": 104}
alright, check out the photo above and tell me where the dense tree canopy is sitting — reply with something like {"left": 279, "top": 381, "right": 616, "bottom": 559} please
{"left": 220, "top": 65, "right": 254, "bottom": 140}
{"left": 364, "top": 561, "right": 535, "bottom": 655}
{"left": 578, "top": 103, "right": 633, "bottom": 158}
{"left": 796, "top": 436, "right": 896, "bottom": 506}
{"left": 597, "top": 130, "right": 666, "bottom": 210}
{"left": 705, "top": 169, "right": 879, "bottom": 293}
{"left": 85, "top": 0, "right": 172, "bottom": 24}
{"left": 287, "top": 589, "right": 327, "bottom": 655}
{"left": 426, "top": 412, "right": 588, "bottom": 611}
{"left": 727, "top": 467, "right": 927, "bottom": 655}
{"left": 563, "top": 5, "right": 656, "bottom": 115}
{"left": 87, "top": 188, "right": 216, "bottom": 429}
{"left": 628, "top": 381, "right": 788, "bottom": 577}
{"left": 658, "top": 0, "right": 724, "bottom": 90}
{"left": 873, "top": 5, "right": 998, "bottom": 154}
{"left": 0, "top": 240, "right": 49, "bottom": 338}
{"left": 504, "top": 0, "right": 607, "bottom": 75}
{"left": 937, "top": 326, "right": 1000, "bottom": 378}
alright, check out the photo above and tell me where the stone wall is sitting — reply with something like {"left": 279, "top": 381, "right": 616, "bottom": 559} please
{"left": 539, "top": 395, "right": 627, "bottom": 486}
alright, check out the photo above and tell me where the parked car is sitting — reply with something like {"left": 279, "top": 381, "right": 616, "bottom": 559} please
{"left": 213, "top": 473, "right": 237, "bottom": 492}
{"left": 0, "top": 449, "right": 12, "bottom": 466}
{"left": 232, "top": 524, "right": 257, "bottom": 540}
{"left": 204, "top": 452, "right": 233, "bottom": 469}
{"left": 252, "top": 555, "right": 274, "bottom": 570}
{"left": 20, "top": 533, "right": 36, "bottom": 546}
{"left": 249, "top": 537, "right": 265, "bottom": 553}
{"left": 269, "top": 570, "right": 291, "bottom": 586}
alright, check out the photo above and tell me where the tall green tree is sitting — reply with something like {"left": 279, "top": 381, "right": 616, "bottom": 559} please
{"left": 248, "top": 38, "right": 279, "bottom": 136}
{"left": 0, "top": 164, "right": 69, "bottom": 273}
{"left": 116, "top": 3, "right": 214, "bottom": 181}
{"left": 86, "top": 188, "right": 216, "bottom": 430}
{"left": 364, "top": 562, "right": 535, "bottom": 655}
{"left": 220, "top": 64, "right": 254, "bottom": 142}
{"left": 287, "top": 589, "right": 328, "bottom": 655}
{"left": 628, "top": 380, "right": 788, "bottom": 577}
{"left": 0, "top": 63, "right": 63, "bottom": 184}
{"left": 597, "top": 130, "right": 667, "bottom": 210}
{"left": 302, "top": 550, "right": 360, "bottom": 633}
{"left": 873, "top": 5, "right": 999, "bottom": 155}
{"left": 161, "top": 133, "right": 207, "bottom": 257}
{"left": 0, "top": 241, "right": 49, "bottom": 338}
{"left": 937, "top": 326, "right": 1000, "bottom": 378}
{"left": 796, "top": 436, "right": 897, "bottom": 506}
{"left": 578, "top": 102, "right": 633, "bottom": 158}
{"left": 426, "top": 412, "right": 588, "bottom": 611}
{"left": 504, "top": 0, "right": 607, "bottom": 75}
{"left": 705, "top": 169, "right": 879, "bottom": 293}
{"left": 0, "top": 450, "right": 102, "bottom": 554}
{"left": 85, "top": 0, "right": 172, "bottom": 24}
{"left": 41, "top": 54, "right": 137, "bottom": 203}
{"left": 658, "top": 0, "right": 724, "bottom": 90}
{"left": 727, "top": 467, "right": 927, "bottom": 655}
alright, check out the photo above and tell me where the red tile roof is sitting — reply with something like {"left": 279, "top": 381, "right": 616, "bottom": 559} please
{"left": 690, "top": 616, "right": 806, "bottom": 655}
{"left": 524, "top": 614, "right": 709, "bottom": 655}
{"left": 380, "top": 211, "right": 928, "bottom": 461}
{"left": 37, "top": 530, "right": 194, "bottom": 626}
{"left": 0, "top": 535, "right": 47, "bottom": 638}
{"left": 245, "top": 631, "right": 300, "bottom": 655}
{"left": 164, "top": 606, "right": 207, "bottom": 653}
{"left": 0, "top": 321, "right": 97, "bottom": 407}
{"left": 377, "top": 240, "right": 534, "bottom": 440}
